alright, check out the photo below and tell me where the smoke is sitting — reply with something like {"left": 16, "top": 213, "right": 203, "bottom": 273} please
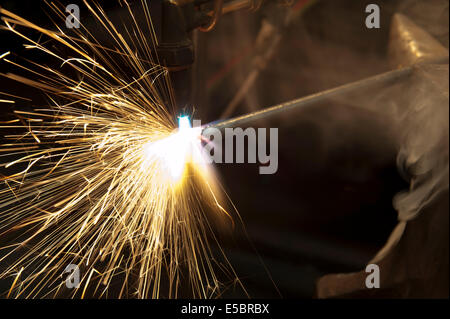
{"left": 393, "top": 64, "right": 449, "bottom": 221}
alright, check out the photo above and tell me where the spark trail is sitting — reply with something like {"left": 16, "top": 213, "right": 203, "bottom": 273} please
{"left": 0, "top": 1, "right": 242, "bottom": 298}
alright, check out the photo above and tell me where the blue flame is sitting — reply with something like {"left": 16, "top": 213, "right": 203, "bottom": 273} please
{"left": 178, "top": 115, "right": 191, "bottom": 130}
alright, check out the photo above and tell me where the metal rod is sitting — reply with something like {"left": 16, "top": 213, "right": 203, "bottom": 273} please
{"left": 203, "top": 62, "right": 428, "bottom": 130}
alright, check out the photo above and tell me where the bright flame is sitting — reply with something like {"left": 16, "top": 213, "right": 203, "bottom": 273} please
{"left": 143, "top": 116, "right": 202, "bottom": 183}
{"left": 178, "top": 115, "right": 191, "bottom": 131}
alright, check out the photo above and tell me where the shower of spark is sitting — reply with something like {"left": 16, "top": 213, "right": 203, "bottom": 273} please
{"left": 0, "top": 1, "right": 242, "bottom": 298}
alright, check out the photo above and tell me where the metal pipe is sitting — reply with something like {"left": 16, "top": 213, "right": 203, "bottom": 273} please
{"left": 199, "top": 0, "right": 224, "bottom": 32}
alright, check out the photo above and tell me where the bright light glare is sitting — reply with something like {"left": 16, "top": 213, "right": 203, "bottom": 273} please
{"left": 178, "top": 115, "right": 191, "bottom": 130}
{"left": 143, "top": 116, "right": 202, "bottom": 182}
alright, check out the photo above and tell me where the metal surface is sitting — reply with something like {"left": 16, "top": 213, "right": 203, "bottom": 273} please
{"left": 316, "top": 11, "right": 449, "bottom": 298}
{"left": 389, "top": 13, "right": 449, "bottom": 68}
